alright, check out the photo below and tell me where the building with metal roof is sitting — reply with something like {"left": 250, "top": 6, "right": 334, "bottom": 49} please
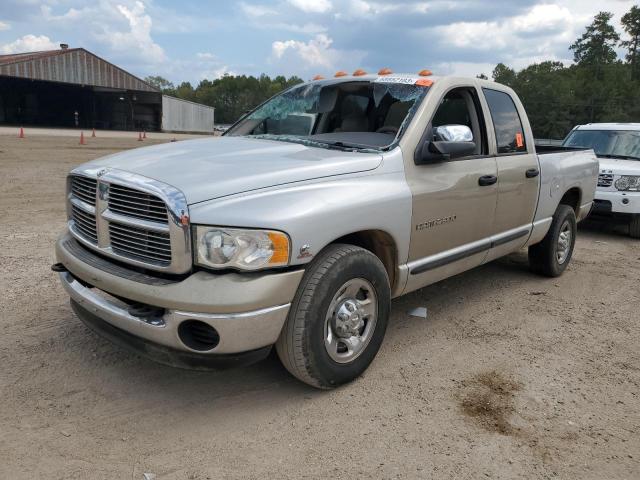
{"left": 0, "top": 45, "right": 214, "bottom": 133}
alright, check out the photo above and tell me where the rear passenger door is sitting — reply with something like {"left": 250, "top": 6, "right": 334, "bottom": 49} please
{"left": 481, "top": 88, "right": 540, "bottom": 261}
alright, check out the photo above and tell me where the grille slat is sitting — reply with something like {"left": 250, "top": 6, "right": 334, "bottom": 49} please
{"left": 108, "top": 232, "right": 172, "bottom": 256}
{"left": 71, "top": 204, "right": 97, "bottom": 243}
{"left": 110, "top": 223, "right": 172, "bottom": 245}
{"left": 71, "top": 176, "right": 97, "bottom": 205}
{"left": 598, "top": 174, "right": 614, "bottom": 188}
{"left": 108, "top": 184, "right": 169, "bottom": 222}
{"left": 109, "top": 223, "right": 171, "bottom": 266}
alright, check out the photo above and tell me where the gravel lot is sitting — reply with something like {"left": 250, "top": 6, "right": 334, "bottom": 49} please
{"left": 1, "top": 134, "right": 639, "bottom": 479}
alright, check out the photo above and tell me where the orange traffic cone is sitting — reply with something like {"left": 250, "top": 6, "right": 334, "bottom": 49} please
{"left": 79, "top": 131, "right": 86, "bottom": 145}
{"left": 91, "top": 128, "right": 96, "bottom": 138}
{"left": 137, "top": 131, "right": 143, "bottom": 141}
{"left": 18, "top": 127, "right": 24, "bottom": 138}
{"left": 142, "top": 131, "right": 147, "bottom": 139}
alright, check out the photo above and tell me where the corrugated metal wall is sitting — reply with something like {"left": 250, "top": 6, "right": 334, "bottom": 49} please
{"left": 161, "top": 95, "right": 215, "bottom": 133}
{"left": 0, "top": 49, "right": 157, "bottom": 92}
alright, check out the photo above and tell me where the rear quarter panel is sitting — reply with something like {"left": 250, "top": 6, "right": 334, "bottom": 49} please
{"left": 528, "top": 149, "right": 598, "bottom": 245}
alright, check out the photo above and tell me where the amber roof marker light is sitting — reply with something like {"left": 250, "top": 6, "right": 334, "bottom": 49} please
{"left": 312, "top": 75, "right": 325, "bottom": 81}
{"left": 334, "top": 70, "right": 348, "bottom": 77}
{"left": 378, "top": 67, "right": 393, "bottom": 75}
{"left": 352, "top": 69, "right": 367, "bottom": 76}
{"left": 418, "top": 69, "right": 433, "bottom": 76}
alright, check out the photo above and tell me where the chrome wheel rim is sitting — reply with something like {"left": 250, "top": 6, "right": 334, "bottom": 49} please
{"left": 556, "top": 220, "right": 572, "bottom": 264}
{"left": 324, "top": 278, "right": 378, "bottom": 364}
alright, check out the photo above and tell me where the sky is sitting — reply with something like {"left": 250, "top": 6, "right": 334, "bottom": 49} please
{"left": 0, "top": 0, "right": 637, "bottom": 85}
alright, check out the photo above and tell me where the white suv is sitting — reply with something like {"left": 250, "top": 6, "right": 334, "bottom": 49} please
{"left": 563, "top": 123, "right": 640, "bottom": 238}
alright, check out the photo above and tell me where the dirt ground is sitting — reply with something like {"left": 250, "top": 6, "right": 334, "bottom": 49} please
{"left": 1, "top": 134, "right": 639, "bottom": 480}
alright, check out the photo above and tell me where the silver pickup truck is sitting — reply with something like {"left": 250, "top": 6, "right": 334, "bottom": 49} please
{"left": 54, "top": 73, "right": 598, "bottom": 388}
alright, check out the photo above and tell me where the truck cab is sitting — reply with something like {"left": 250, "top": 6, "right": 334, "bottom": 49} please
{"left": 563, "top": 123, "right": 640, "bottom": 238}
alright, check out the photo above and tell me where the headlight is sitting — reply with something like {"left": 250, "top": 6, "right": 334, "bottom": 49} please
{"left": 615, "top": 175, "right": 640, "bottom": 191}
{"left": 194, "top": 226, "right": 290, "bottom": 271}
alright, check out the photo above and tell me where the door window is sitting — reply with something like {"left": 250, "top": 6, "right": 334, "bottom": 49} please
{"left": 430, "top": 88, "right": 487, "bottom": 156}
{"left": 482, "top": 88, "right": 527, "bottom": 154}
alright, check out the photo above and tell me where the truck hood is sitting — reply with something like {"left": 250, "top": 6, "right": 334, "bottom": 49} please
{"left": 86, "top": 136, "right": 382, "bottom": 204}
{"left": 598, "top": 157, "right": 640, "bottom": 176}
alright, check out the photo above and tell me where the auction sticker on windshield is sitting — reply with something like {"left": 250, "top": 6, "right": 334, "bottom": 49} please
{"left": 374, "top": 76, "right": 418, "bottom": 84}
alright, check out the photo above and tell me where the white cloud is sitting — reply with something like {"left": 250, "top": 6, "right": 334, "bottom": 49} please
{"left": 287, "top": 0, "right": 332, "bottom": 14}
{"left": 206, "top": 65, "right": 235, "bottom": 79}
{"left": 240, "top": 2, "right": 277, "bottom": 17}
{"left": 0, "top": 34, "right": 58, "bottom": 54}
{"left": 431, "top": 2, "right": 585, "bottom": 67}
{"left": 272, "top": 33, "right": 335, "bottom": 68}
{"left": 197, "top": 52, "right": 216, "bottom": 60}
{"left": 334, "top": 0, "right": 401, "bottom": 20}
{"left": 97, "top": 1, "right": 165, "bottom": 64}
{"left": 271, "top": 33, "right": 366, "bottom": 78}
{"left": 0, "top": 21, "right": 10, "bottom": 31}
{"left": 40, "top": 5, "right": 82, "bottom": 22}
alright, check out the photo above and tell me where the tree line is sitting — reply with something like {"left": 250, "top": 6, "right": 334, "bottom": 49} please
{"left": 147, "top": 6, "right": 640, "bottom": 138}
{"left": 145, "top": 74, "right": 303, "bottom": 125}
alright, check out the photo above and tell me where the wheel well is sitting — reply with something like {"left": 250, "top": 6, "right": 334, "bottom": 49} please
{"left": 331, "top": 230, "right": 397, "bottom": 290}
{"left": 559, "top": 188, "right": 581, "bottom": 214}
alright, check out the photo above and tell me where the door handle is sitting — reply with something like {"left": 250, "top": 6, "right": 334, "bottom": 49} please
{"left": 478, "top": 175, "right": 497, "bottom": 186}
{"left": 526, "top": 168, "right": 540, "bottom": 178}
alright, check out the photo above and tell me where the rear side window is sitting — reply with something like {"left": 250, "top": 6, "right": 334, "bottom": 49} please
{"left": 483, "top": 88, "right": 527, "bottom": 154}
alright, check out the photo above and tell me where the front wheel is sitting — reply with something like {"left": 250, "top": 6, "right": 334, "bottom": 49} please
{"left": 528, "top": 204, "right": 577, "bottom": 277}
{"left": 276, "top": 244, "right": 390, "bottom": 389}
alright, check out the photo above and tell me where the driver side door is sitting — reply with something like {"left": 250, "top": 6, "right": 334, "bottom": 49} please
{"left": 403, "top": 85, "right": 498, "bottom": 292}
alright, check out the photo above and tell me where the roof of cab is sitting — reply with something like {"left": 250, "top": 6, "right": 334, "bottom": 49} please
{"left": 575, "top": 123, "right": 640, "bottom": 131}
{"left": 307, "top": 73, "right": 505, "bottom": 88}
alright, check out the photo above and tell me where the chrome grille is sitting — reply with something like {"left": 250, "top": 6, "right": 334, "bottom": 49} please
{"left": 70, "top": 204, "right": 97, "bottom": 243}
{"left": 71, "top": 176, "right": 97, "bottom": 205}
{"left": 66, "top": 168, "right": 191, "bottom": 274}
{"left": 598, "top": 173, "right": 614, "bottom": 187}
{"left": 108, "top": 184, "right": 168, "bottom": 222}
{"left": 109, "top": 223, "right": 172, "bottom": 266}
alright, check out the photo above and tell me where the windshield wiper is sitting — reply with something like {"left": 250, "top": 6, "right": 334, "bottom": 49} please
{"left": 314, "top": 140, "right": 377, "bottom": 153}
{"left": 597, "top": 153, "right": 640, "bottom": 161}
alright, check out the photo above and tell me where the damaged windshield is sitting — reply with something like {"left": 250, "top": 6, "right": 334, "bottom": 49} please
{"left": 225, "top": 79, "right": 430, "bottom": 151}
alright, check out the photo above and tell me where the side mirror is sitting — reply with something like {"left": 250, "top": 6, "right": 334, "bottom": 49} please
{"left": 416, "top": 124, "right": 476, "bottom": 164}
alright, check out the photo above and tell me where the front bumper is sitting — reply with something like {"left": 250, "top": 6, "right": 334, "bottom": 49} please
{"left": 56, "top": 233, "right": 304, "bottom": 357}
{"left": 594, "top": 189, "right": 640, "bottom": 215}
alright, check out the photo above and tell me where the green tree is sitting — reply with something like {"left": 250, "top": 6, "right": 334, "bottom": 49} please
{"left": 570, "top": 12, "right": 620, "bottom": 67}
{"left": 492, "top": 63, "right": 516, "bottom": 86}
{"left": 621, "top": 5, "right": 640, "bottom": 79}
{"left": 144, "top": 75, "right": 174, "bottom": 92}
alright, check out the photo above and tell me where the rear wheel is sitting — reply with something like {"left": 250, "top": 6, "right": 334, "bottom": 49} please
{"left": 529, "top": 204, "right": 577, "bottom": 277}
{"left": 276, "top": 244, "right": 390, "bottom": 389}
{"left": 630, "top": 215, "right": 640, "bottom": 239}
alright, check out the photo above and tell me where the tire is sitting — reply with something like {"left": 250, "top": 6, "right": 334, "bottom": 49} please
{"left": 630, "top": 215, "right": 640, "bottom": 239}
{"left": 276, "top": 244, "right": 390, "bottom": 389}
{"left": 528, "top": 204, "right": 577, "bottom": 277}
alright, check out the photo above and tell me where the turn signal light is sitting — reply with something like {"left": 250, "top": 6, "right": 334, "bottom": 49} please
{"left": 378, "top": 67, "right": 393, "bottom": 75}
{"left": 418, "top": 69, "right": 433, "bottom": 76}
{"left": 334, "top": 71, "right": 348, "bottom": 77}
{"left": 353, "top": 69, "right": 367, "bottom": 76}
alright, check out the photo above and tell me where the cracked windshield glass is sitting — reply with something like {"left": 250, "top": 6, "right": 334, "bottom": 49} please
{"left": 226, "top": 79, "right": 430, "bottom": 150}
